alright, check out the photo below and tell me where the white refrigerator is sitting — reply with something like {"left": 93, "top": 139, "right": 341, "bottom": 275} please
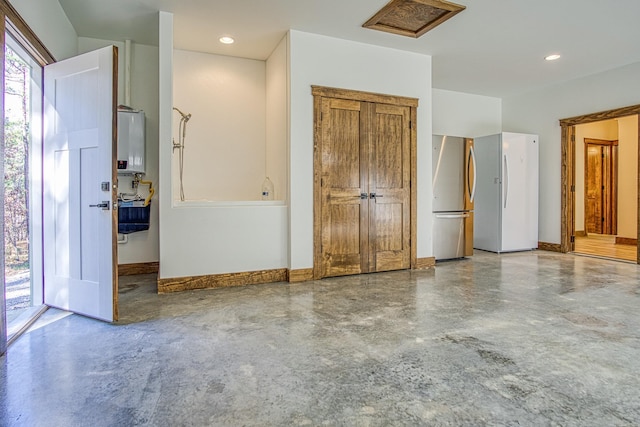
{"left": 473, "top": 132, "right": 538, "bottom": 253}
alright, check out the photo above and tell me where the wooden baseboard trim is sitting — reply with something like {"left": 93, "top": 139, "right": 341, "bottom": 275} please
{"left": 575, "top": 230, "right": 587, "bottom": 237}
{"left": 615, "top": 237, "right": 638, "bottom": 246}
{"left": 538, "top": 242, "right": 562, "bottom": 252}
{"left": 414, "top": 257, "right": 436, "bottom": 269}
{"left": 157, "top": 268, "right": 288, "bottom": 294}
{"left": 289, "top": 268, "right": 314, "bottom": 283}
{"left": 118, "top": 262, "right": 159, "bottom": 276}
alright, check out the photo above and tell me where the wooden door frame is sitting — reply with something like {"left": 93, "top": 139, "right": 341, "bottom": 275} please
{"left": 311, "top": 86, "right": 418, "bottom": 280}
{"left": 583, "top": 138, "right": 618, "bottom": 235}
{"left": 560, "top": 105, "right": 640, "bottom": 264}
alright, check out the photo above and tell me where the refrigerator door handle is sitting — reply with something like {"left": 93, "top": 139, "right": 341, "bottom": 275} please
{"left": 435, "top": 213, "right": 471, "bottom": 219}
{"left": 504, "top": 154, "right": 509, "bottom": 208}
{"left": 468, "top": 145, "right": 477, "bottom": 203}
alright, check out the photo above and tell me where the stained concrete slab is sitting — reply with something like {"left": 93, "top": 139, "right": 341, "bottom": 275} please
{"left": 1, "top": 250, "right": 639, "bottom": 426}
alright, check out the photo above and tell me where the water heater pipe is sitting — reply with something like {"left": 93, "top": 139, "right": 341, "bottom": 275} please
{"left": 124, "top": 39, "right": 132, "bottom": 106}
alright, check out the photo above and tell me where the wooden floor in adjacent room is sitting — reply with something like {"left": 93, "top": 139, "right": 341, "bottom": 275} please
{"left": 574, "top": 234, "right": 638, "bottom": 262}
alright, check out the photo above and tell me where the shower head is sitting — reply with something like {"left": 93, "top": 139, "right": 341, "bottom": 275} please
{"left": 173, "top": 107, "right": 191, "bottom": 122}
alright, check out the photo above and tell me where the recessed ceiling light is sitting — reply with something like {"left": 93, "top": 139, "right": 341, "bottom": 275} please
{"left": 545, "top": 54, "right": 561, "bottom": 61}
{"left": 219, "top": 36, "right": 235, "bottom": 44}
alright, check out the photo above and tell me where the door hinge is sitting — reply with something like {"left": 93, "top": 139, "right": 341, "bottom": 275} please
{"left": 409, "top": 120, "right": 412, "bottom": 129}
{"left": 571, "top": 185, "right": 575, "bottom": 192}
{"left": 602, "top": 217, "right": 605, "bottom": 222}
{"left": 570, "top": 235, "right": 575, "bottom": 243}
{"left": 571, "top": 134, "right": 575, "bottom": 142}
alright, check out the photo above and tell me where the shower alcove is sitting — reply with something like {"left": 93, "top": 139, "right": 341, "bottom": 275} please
{"left": 171, "top": 47, "right": 287, "bottom": 205}
{"left": 158, "top": 30, "right": 289, "bottom": 287}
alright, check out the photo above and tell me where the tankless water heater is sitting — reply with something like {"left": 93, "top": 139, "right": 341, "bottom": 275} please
{"left": 117, "top": 110, "right": 145, "bottom": 174}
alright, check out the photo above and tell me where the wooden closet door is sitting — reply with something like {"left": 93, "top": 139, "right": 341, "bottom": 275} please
{"left": 368, "top": 103, "right": 411, "bottom": 272}
{"left": 320, "top": 98, "right": 369, "bottom": 277}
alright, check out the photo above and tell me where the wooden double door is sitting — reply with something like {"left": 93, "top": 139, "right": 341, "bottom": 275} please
{"left": 312, "top": 87, "right": 417, "bottom": 278}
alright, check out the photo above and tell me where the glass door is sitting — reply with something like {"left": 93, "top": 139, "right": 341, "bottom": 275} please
{"left": 4, "top": 32, "right": 44, "bottom": 344}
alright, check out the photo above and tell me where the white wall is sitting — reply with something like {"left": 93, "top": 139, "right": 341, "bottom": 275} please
{"left": 265, "top": 35, "right": 289, "bottom": 202}
{"left": 173, "top": 50, "right": 276, "bottom": 201}
{"left": 432, "top": 89, "right": 502, "bottom": 137}
{"left": 9, "top": 0, "right": 77, "bottom": 60}
{"left": 573, "top": 120, "right": 618, "bottom": 232}
{"left": 158, "top": 11, "right": 173, "bottom": 276}
{"left": 617, "top": 115, "right": 638, "bottom": 239}
{"left": 78, "top": 37, "right": 160, "bottom": 265}
{"left": 288, "top": 30, "right": 432, "bottom": 270}
{"left": 159, "top": 13, "right": 287, "bottom": 279}
{"left": 503, "top": 61, "right": 640, "bottom": 244}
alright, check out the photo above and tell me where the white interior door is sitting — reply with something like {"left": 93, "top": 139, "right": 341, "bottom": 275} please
{"left": 43, "top": 46, "right": 117, "bottom": 322}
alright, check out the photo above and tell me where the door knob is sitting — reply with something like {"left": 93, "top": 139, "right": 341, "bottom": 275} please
{"left": 370, "top": 193, "right": 383, "bottom": 199}
{"left": 89, "top": 201, "right": 110, "bottom": 210}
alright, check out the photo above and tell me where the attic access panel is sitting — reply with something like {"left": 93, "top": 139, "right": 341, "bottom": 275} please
{"left": 363, "top": 0, "right": 466, "bottom": 38}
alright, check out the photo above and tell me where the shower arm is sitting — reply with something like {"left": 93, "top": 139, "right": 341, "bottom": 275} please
{"left": 173, "top": 107, "right": 191, "bottom": 122}
{"left": 172, "top": 107, "right": 191, "bottom": 151}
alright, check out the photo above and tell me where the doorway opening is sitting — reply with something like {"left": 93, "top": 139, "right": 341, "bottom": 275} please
{"left": 560, "top": 107, "right": 639, "bottom": 264}
{"left": 584, "top": 139, "right": 617, "bottom": 235}
{"left": 3, "top": 33, "right": 45, "bottom": 343}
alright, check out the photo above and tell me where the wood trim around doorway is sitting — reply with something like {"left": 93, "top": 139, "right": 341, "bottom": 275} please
{"left": 0, "top": 1, "right": 55, "bottom": 66}
{"left": 559, "top": 104, "right": 640, "bottom": 264}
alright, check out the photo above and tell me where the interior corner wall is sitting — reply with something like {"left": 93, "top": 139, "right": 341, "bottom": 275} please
{"left": 266, "top": 34, "right": 289, "bottom": 203}
{"left": 617, "top": 115, "right": 638, "bottom": 239}
{"left": 158, "top": 11, "right": 174, "bottom": 278}
{"left": 573, "top": 120, "right": 618, "bottom": 233}
{"left": 78, "top": 37, "right": 160, "bottom": 264}
{"left": 9, "top": 0, "right": 77, "bottom": 60}
{"left": 503, "top": 61, "right": 640, "bottom": 244}
{"left": 288, "top": 30, "right": 432, "bottom": 270}
{"left": 432, "top": 89, "right": 502, "bottom": 137}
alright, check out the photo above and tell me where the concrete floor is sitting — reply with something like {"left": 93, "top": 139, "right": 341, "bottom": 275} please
{"left": 1, "top": 250, "right": 640, "bottom": 426}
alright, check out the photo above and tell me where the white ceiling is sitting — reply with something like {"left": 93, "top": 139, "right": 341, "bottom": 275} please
{"left": 57, "top": 0, "right": 640, "bottom": 98}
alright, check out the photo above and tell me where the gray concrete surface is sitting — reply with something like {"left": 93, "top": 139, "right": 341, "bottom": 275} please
{"left": 1, "top": 250, "right": 639, "bottom": 426}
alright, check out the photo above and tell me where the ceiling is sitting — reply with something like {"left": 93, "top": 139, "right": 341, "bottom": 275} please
{"left": 57, "top": 0, "right": 640, "bottom": 98}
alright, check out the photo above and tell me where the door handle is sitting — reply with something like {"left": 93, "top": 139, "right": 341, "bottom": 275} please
{"left": 468, "top": 145, "right": 477, "bottom": 203}
{"left": 370, "top": 193, "right": 383, "bottom": 199}
{"left": 435, "top": 213, "right": 470, "bottom": 219}
{"left": 503, "top": 154, "right": 509, "bottom": 209}
{"left": 359, "top": 193, "right": 368, "bottom": 199}
{"left": 89, "top": 201, "right": 110, "bottom": 210}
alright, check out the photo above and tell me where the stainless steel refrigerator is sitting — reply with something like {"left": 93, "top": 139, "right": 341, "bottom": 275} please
{"left": 473, "top": 132, "right": 538, "bottom": 253}
{"left": 432, "top": 135, "right": 476, "bottom": 260}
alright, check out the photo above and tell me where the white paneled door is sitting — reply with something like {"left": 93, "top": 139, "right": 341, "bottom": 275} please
{"left": 43, "top": 46, "right": 117, "bottom": 322}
